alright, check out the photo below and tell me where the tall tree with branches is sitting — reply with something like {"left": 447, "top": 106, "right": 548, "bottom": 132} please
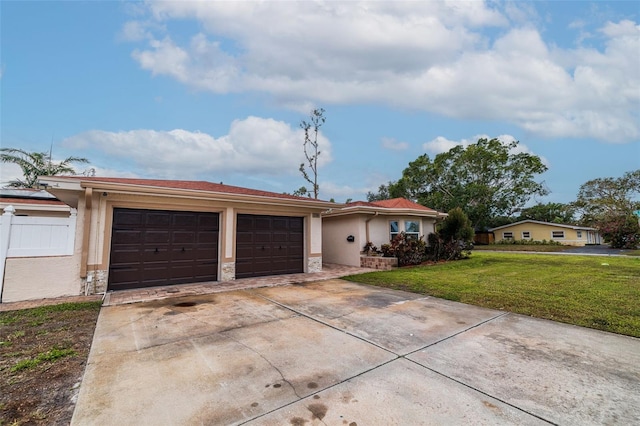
{"left": 1, "top": 147, "right": 89, "bottom": 188}
{"left": 299, "top": 108, "right": 325, "bottom": 199}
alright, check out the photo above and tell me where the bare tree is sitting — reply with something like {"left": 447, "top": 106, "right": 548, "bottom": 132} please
{"left": 299, "top": 108, "right": 325, "bottom": 199}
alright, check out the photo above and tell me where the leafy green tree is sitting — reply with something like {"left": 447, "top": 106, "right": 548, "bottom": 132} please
{"left": 439, "top": 207, "right": 475, "bottom": 244}
{"left": 518, "top": 202, "right": 577, "bottom": 224}
{"left": 574, "top": 170, "right": 640, "bottom": 224}
{"left": 299, "top": 108, "right": 325, "bottom": 199}
{"left": 574, "top": 170, "right": 640, "bottom": 249}
{"left": 370, "top": 138, "right": 548, "bottom": 230}
{"left": 1, "top": 147, "right": 89, "bottom": 188}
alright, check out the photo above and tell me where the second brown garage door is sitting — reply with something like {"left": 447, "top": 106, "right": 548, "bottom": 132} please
{"left": 108, "top": 208, "right": 219, "bottom": 291}
{"left": 236, "top": 214, "right": 304, "bottom": 279}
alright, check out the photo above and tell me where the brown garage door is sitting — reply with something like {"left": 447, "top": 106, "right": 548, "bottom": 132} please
{"left": 235, "top": 214, "right": 304, "bottom": 279}
{"left": 108, "top": 208, "right": 219, "bottom": 291}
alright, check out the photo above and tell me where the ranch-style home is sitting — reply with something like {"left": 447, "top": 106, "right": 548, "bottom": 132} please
{"left": 1, "top": 177, "right": 335, "bottom": 303}
{"left": 322, "top": 198, "right": 447, "bottom": 269}
{"left": 488, "top": 220, "right": 602, "bottom": 246}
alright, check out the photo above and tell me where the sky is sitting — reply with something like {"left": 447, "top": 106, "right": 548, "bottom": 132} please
{"left": 1, "top": 1, "right": 639, "bottom": 206}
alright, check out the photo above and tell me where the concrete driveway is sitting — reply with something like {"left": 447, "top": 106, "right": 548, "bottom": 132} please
{"left": 72, "top": 280, "right": 640, "bottom": 425}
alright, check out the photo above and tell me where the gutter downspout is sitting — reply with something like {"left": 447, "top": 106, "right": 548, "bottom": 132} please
{"left": 364, "top": 211, "right": 379, "bottom": 244}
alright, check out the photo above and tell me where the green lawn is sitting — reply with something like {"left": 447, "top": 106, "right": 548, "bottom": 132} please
{"left": 344, "top": 252, "right": 640, "bottom": 337}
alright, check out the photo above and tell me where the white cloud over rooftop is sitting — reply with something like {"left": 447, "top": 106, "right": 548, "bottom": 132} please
{"left": 124, "top": 1, "right": 639, "bottom": 143}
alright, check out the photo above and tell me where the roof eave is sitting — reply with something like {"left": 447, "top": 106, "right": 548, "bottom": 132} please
{"left": 38, "top": 176, "right": 339, "bottom": 210}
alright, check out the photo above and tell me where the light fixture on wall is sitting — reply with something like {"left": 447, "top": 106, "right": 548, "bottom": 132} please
{"left": 102, "top": 192, "right": 108, "bottom": 196}
{"left": 346, "top": 235, "right": 355, "bottom": 242}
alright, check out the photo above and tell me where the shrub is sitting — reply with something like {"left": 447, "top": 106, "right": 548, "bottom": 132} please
{"left": 426, "top": 208, "right": 474, "bottom": 261}
{"left": 599, "top": 215, "right": 640, "bottom": 249}
{"left": 385, "top": 232, "right": 427, "bottom": 266}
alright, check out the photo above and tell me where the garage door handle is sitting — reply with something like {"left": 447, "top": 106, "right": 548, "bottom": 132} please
{"left": 279, "top": 245, "right": 282, "bottom": 250}
{"left": 181, "top": 247, "right": 185, "bottom": 252}
{"left": 154, "top": 248, "right": 158, "bottom": 253}
{"left": 261, "top": 245, "right": 265, "bottom": 250}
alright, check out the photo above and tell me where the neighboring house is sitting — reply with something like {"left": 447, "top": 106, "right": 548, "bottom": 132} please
{"left": 322, "top": 198, "right": 447, "bottom": 268}
{"left": 2, "top": 177, "right": 335, "bottom": 303}
{"left": 0, "top": 189, "right": 72, "bottom": 217}
{"left": 488, "top": 220, "right": 601, "bottom": 246}
{"left": 1, "top": 189, "right": 78, "bottom": 303}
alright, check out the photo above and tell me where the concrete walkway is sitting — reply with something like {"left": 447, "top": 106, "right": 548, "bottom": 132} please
{"left": 72, "top": 279, "right": 640, "bottom": 425}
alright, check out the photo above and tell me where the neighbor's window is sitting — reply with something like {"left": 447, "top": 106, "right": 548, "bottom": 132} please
{"left": 577, "top": 231, "right": 582, "bottom": 238}
{"left": 405, "top": 220, "right": 420, "bottom": 240}
{"left": 552, "top": 231, "right": 565, "bottom": 239}
{"left": 503, "top": 232, "right": 514, "bottom": 239}
{"left": 390, "top": 221, "right": 399, "bottom": 240}
{"left": 522, "top": 231, "right": 531, "bottom": 239}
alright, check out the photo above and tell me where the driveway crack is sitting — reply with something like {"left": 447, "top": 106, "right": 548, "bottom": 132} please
{"left": 222, "top": 333, "right": 303, "bottom": 400}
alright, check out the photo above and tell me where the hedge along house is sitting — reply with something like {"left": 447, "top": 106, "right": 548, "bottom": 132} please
{"left": 488, "top": 220, "right": 602, "bottom": 246}
{"left": 322, "top": 198, "right": 447, "bottom": 269}
{"left": 30, "top": 176, "right": 335, "bottom": 298}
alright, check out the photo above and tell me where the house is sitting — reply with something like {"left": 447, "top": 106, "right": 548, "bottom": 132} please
{"left": 0, "top": 188, "right": 72, "bottom": 217}
{"left": 322, "top": 198, "right": 447, "bottom": 268}
{"left": 488, "top": 220, "right": 601, "bottom": 246}
{"left": 1, "top": 189, "right": 78, "bottom": 303}
{"left": 1, "top": 177, "right": 335, "bottom": 303}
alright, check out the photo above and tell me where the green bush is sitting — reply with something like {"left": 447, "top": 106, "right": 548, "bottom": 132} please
{"left": 493, "top": 239, "right": 562, "bottom": 246}
{"left": 385, "top": 232, "right": 427, "bottom": 266}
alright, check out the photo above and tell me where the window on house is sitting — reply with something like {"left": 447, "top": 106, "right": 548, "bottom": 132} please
{"left": 552, "top": 231, "right": 565, "bottom": 239}
{"left": 503, "top": 232, "right": 514, "bottom": 239}
{"left": 577, "top": 231, "right": 582, "bottom": 238}
{"left": 405, "top": 220, "right": 420, "bottom": 240}
{"left": 390, "top": 221, "right": 399, "bottom": 241}
{"left": 522, "top": 231, "right": 531, "bottom": 239}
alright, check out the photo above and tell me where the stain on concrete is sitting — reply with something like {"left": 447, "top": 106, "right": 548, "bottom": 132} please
{"left": 313, "top": 395, "right": 321, "bottom": 400}
{"left": 251, "top": 402, "right": 259, "bottom": 407}
{"left": 307, "top": 382, "right": 318, "bottom": 389}
{"left": 307, "top": 403, "right": 328, "bottom": 420}
{"left": 290, "top": 417, "right": 307, "bottom": 425}
{"left": 273, "top": 383, "right": 282, "bottom": 388}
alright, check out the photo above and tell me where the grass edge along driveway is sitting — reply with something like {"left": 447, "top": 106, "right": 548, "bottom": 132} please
{"left": 344, "top": 251, "right": 640, "bottom": 338}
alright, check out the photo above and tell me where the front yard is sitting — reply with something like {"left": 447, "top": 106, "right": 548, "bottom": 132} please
{"left": 345, "top": 251, "right": 640, "bottom": 337}
{"left": 0, "top": 301, "right": 102, "bottom": 425}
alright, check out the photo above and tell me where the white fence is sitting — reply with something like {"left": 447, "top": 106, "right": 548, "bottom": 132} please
{"left": 0, "top": 205, "right": 77, "bottom": 297}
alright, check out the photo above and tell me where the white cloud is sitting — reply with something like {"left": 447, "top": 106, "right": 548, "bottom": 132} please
{"left": 124, "top": 2, "right": 639, "bottom": 142}
{"left": 0, "top": 162, "right": 23, "bottom": 187}
{"left": 381, "top": 137, "right": 409, "bottom": 151}
{"left": 61, "top": 117, "right": 332, "bottom": 180}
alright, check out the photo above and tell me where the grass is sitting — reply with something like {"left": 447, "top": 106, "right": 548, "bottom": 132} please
{"left": 0, "top": 301, "right": 102, "bottom": 326}
{"left": 10, "top": 348, "right": 77, "bottom": 372}
{"left": 344, "top": 251, "right": 640, "bottom": 337}
{"left": 473, "top": 244, "right": 571, "bottom": 252}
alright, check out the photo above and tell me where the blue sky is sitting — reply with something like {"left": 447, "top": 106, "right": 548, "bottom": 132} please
{"left": 1, "top": 1, "right": 639, "bottom": 205}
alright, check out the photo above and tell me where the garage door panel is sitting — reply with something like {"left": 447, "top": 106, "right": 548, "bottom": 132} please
{"left": 112, "top": 229, "right": 142, "bottom": 245}
{"left": 145, "top": 212, "right": 171, "bottom": 227}
{"left": 109, "top": 209, "right": 219, "bottom": 291}
{"left": 235, "top": 214, "right": 304, "bottom": 279}
{"left": 144, "top": 230, "right": 170, "bottom": 244}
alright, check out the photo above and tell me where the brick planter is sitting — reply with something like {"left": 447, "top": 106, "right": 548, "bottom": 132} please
{"left": 360, "top": 255, "right": 398, "bottom": 270}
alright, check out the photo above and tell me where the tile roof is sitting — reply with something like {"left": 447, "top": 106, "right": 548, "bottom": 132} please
{"left": 53, "top": 176, "right": 330, "bottom": 203}
{"left": 345, "top": 198, "right": 436, "bottom": 212}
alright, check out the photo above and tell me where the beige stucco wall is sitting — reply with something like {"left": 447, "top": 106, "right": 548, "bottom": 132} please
{"left": 322, "top": 216, "right": 364, "bottom": 267}
{"left": 322, "top": 214, "right": 439, "bottom": 267}
{"left": 2, "top": 206, "right": 84, "bottom": 302}
{"left": 494, "top": 222, "right": 593, "bottom": 246}
{"left": 2, "top": 255, "right": 82, "bottom": 302}
{"left": 368, "top": 216, "right": 437, "bottom": 248}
